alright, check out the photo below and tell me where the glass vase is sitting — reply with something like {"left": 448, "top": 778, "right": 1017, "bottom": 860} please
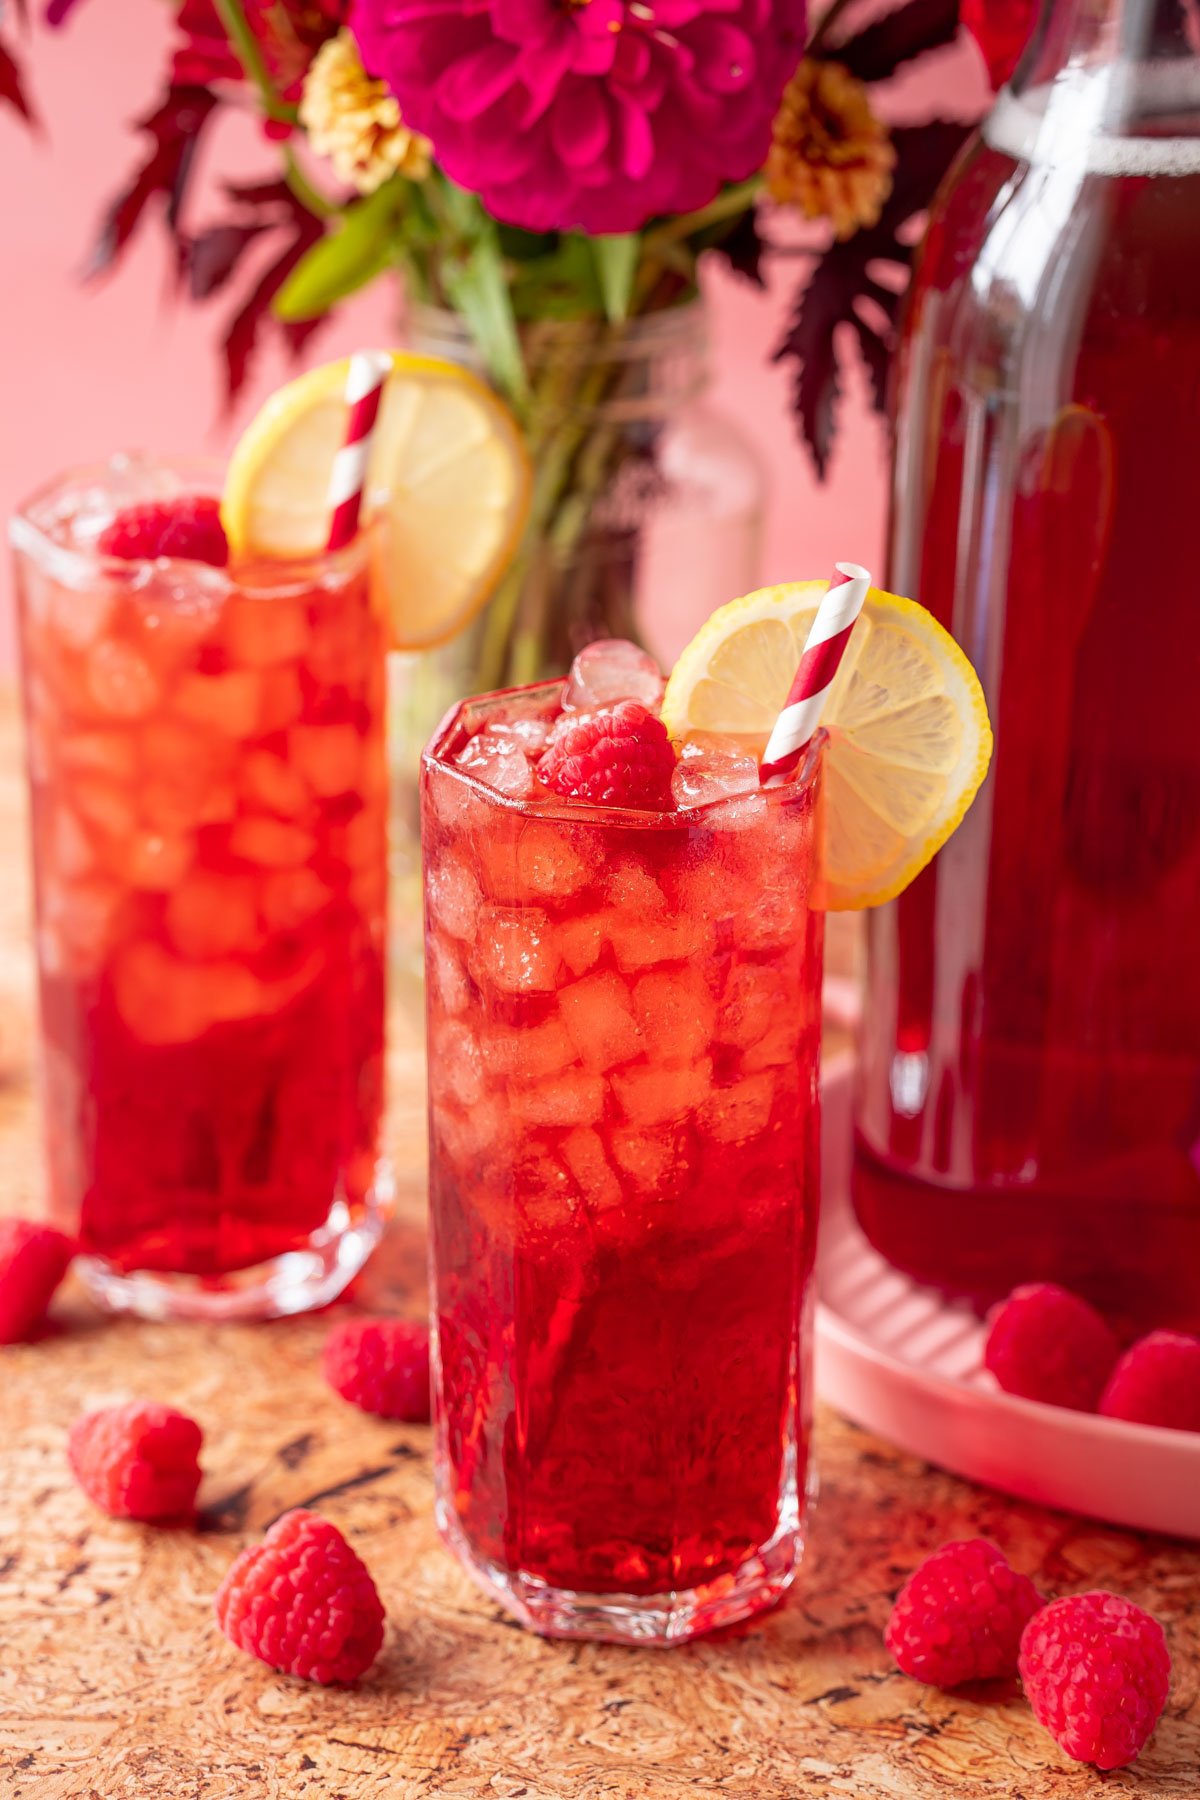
{"left": 390, "top": 300, "right": 765, "bottom": 1002}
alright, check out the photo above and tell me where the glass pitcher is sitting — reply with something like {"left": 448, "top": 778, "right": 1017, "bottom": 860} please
{"left": 853, "top": 0, "right": 1200, "bottom": 1332}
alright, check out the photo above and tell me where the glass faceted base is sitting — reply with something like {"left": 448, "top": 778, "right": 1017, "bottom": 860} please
{"left": 435, "top": 1466, "right": 807, "bottom": 1647}
{"left": 76, "top": 1184, "right": 388, "bottom": 1322}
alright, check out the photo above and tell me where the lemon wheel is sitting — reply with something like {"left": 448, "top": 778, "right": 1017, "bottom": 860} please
{"left": 222, "top": 352, "right": 530, "bottom": 651}
{"left": 660, "top": 581, "right": 993, "bottom": 910}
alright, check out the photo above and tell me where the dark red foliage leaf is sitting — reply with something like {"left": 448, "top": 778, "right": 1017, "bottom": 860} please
{"left": 774, "top": 119, "right": 973, "bottom": 477}
{"left": 279, "top": 312, "right": 331, "bottom": 359}
{"left": 221, "top": 212, "right": 324, "bottom": 403}
{"left": 183, "top": 221, "right": 270, "bottom": 300}
{"left": 0, "top": 36, "right": 38, "bottom": 127}
{"left": 223, "top": 176, "right": 300, "bottom": 210}
{"left": 851, "top": 307, "right": 895, "bottom": 418}
{"left": 87, "top": 86, "right": 220, "bottom": 277}
{"left": 834, "top": 0, "right": 963, "bottom": 85}
{"left": 171, "top": 0, "right": 242, "bottom": 86}
{"left": 707, "top": 208, "right": 768, "bottom": 289}
{"left": 883, "top": 118, "right": 976, "bottom": 224}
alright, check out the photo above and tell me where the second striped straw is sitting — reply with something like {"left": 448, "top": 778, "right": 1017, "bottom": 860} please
{"left": 326, "top": 350, "right": 393, "bottom": 552}
{"left": 759, "top": 562, "right": 871, "bottom": 784}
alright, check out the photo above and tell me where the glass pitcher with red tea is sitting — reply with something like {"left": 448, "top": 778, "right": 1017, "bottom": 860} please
{"left": 853, "top": 0, "right": 1200, "bottom": 1332}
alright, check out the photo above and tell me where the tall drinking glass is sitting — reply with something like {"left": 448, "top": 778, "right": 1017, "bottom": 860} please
{"left": 10, "top": 456, "right": 390, "bottom": 1319}
{"left": 422, "top": 683, "right": 823, "bottom": 1643}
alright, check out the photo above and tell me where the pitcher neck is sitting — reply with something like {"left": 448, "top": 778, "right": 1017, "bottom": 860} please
{"left": 987, "top": 0, "right": 1200, "bottom": 169}
{"left": 1012, "top": 0, "right": 1200, "bottom": 105}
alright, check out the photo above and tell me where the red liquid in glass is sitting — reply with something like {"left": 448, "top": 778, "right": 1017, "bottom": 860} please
{"left": 854, "top": 115, "right": 1200, "bottom": 1331}
{"left": 17, "top": 523, "right": 387, "bottom": 1279}
{"left": 423, "top": 689, "right": 822, "bottom": 1612}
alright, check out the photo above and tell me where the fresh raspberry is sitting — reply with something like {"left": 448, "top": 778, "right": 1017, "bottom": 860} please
{"left": 984, "top": 1282, "right": 1120, "bottom": 1411}
{"left": 536, "top": 701, "right": 677, "bottom": 810}
{"left": 885, "top": 1538, "right": 1044, "bottom": 1687}
{"left": 0, "top": 1217, "right": 74, "bottom": 1343}
{"left": 68, "top": 1401, "right": 203, "bottom": 1520}
{"left": 321, "top": 1315, "right": 432, "bottom": 1421}
{"left": 215, "top": 1509, "right": 385, "bottom": 1684}
{"left": 1019, "top": 1591, "right": 1171, "bottom": 1769}
{"left": 98, "top": 496, "right": 228, "bottom": 567}
{"left": 1098, "top": 1331, "right": 1200, "bottom": 1432}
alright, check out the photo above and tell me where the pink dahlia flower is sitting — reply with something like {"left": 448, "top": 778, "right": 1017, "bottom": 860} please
{"left": 350, "top": 0, "right": 807, "bottom": 235}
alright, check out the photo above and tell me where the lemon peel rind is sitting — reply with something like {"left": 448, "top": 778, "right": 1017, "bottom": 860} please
{"left": 817, "top": 712, "right": 993, "bottom": 911}
{"left": 660, "top": 578, "right": 994, "bottom": 913}
{"left": 221, "top": 350, "right": 531, "bottom": 653}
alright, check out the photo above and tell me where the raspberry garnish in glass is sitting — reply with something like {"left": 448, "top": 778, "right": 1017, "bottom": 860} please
{"left": 422, "top": 574, "right": 991, "bottom": 1643}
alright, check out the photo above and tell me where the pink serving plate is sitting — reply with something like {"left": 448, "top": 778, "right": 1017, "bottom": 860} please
{"left": 816, "top": 1051, "right": 1200, "bottom": 1541}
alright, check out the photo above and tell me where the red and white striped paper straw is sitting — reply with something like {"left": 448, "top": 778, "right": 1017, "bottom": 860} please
{"left": 325, "top": 350, "right": 392, "bottom": 552}
{"left": 759, "top": 562, "right": 871, "bottom": 784}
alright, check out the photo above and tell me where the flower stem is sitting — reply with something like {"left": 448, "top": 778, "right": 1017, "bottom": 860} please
{"left": 282, "top": 146, "right": 339, "bottom": 219}
{"left": 212, "top": 0, "right": 297, "bottom": 123}
{"left": 645, "top": 177, "right": 763, "bottom": 254}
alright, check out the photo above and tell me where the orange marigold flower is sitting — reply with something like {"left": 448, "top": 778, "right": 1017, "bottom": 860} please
{"left": 767, "top": 58, "right": 896, "bottom": 240}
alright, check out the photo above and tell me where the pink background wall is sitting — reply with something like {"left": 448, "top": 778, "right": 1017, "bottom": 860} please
{"left": 0, "top": 5, "right": 984, "bottom": 671}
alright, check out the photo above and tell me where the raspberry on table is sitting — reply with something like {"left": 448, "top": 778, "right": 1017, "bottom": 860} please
{"left": 322, "top": 1315, "right": 432, "bottom": 1421}
{"left": 983, "top": 1282, "right": 1120, "bottom": 1411}
{"left": 0, "top": 1217, "right": 74, "bottom": 1343}
{"left": 1019, "top": 1591, "right": 1171, "bottom": 1769}
{"left": 1098, "top": 1331, "right": 1200, "bottom": 1432}
{"left": 98, "top": 496, "right": 229, "bottom": 567}
{"left": 215, "top": 1508, "right": 386, "bottom": 1685}
{"left": 537, "top": 701, "right": 677, "bottom": 810}
{"left": 885, "top": 1537, "right": 1044, "bottom": 1687}
{"left": 68, "top": 1401, "right": 203, "bottom": 1521}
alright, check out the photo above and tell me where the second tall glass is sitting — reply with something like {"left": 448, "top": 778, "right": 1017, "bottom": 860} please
{"left": 11, "top": 457, "right": 390, "bottom": 1319}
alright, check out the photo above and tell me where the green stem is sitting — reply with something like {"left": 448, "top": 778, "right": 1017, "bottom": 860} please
{"left": 644, "top": 177, "right": 763, "bottom": 254}
{"left": 282, "top": 146, "right": 339, "bottom": 220}
{"left": 213, "top": 0, "right": 297, "bottom": 123}
{"left": 476, "top": 332, "right": 606, "bottom": 688}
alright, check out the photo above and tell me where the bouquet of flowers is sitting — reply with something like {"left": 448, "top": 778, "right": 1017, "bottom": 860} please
{"left": 7, "top": 0, "right": 1033, "bottom": 683}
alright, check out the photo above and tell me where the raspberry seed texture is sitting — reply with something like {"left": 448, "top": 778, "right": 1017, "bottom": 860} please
{"left": 537, "top": 701, "right": 677, "bottom": 810}
{"left": 68, "top": 1401, "right": 203, "bottom": 1521}
{"left": 1019, "top": 1591, "right": 1170, "bottom": 1769}
{"left": 1099, "top": 1330, "right": 1200, "bottom": 1432}
{"left": 0, "top": 1217, "right": 74, "bottom": 1343}
{"left": 885, "top": 1537, "right": 1044, "bottom": 1687}
{"left": 215, "top": 1508, "right": 386, "bottom": 1684}
{"left": 322, "top": 1315, "right": 432, "bottom": 1421}
{"left": 984, "top": 1282, "right": 1120, "bottom": 1411}
{"left": 98, "top": 495, "right": 229, "bottom": 567}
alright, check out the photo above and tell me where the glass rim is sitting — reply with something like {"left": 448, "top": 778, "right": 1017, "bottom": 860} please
{"left": 423, "top": 679, "right": 824, "bottom": 833}
{"left": 8, "top": 451, "right": 375, "bottom": 599}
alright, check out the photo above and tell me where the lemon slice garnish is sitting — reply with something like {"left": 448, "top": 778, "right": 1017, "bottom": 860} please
{"left": 222, "top": 352, "right": 530, "bottom": 651}
{"left": 660, "top": 581, "right": 993, "bottom": 910}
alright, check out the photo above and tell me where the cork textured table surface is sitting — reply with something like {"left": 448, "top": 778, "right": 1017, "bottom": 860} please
{"left": 1, "top": 698, "right": 1198, "bottom": 1800}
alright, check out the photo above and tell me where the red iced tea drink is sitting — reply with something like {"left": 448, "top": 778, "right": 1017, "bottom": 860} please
{"left": 422, "top": 681, "right": 822, "bottom": 1642}
{"left": 12, "top": 460, "right": 388, "bottom": 1317}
